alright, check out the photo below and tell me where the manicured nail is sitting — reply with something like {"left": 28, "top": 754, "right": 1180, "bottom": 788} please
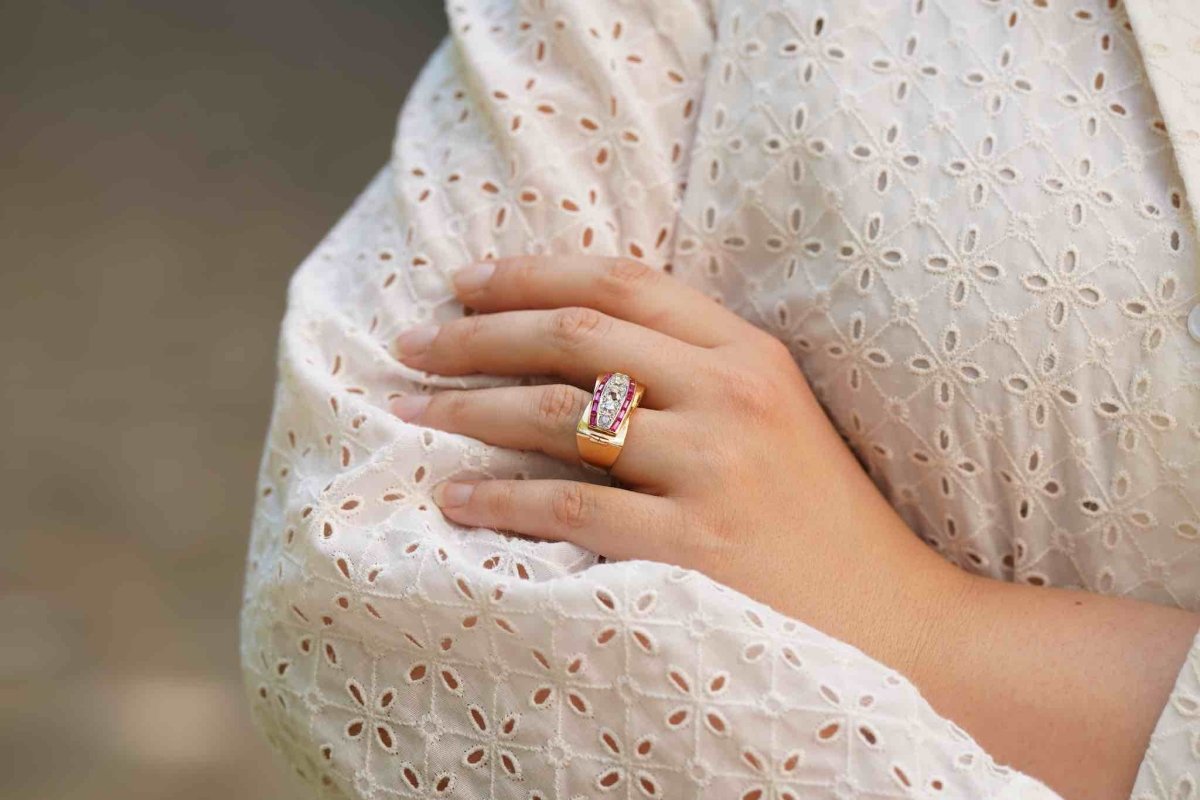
{"left": 394, "top": 323, "right": 439, "bottom": 358}
{"left": 390, "top": 394, "right": 430, "bottom": 422}
{"left": 453, "top": 262, "right": 496, "bottom": 293}
{"left": 435, "top": 481, "right": 475, "bottom": 508}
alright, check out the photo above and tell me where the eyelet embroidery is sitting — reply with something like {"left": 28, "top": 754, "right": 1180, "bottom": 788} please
{"left": 241, "top": 1, "right": 1200, "bottom": 797}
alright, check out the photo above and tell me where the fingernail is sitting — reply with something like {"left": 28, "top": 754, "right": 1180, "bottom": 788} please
{"left": 435, "top": 481, "right": 475, "bottom": 508}
{"left": 390, "top": 394, "right": 430, "bottom": 422}
{"left": 394, "top": 323, "right": 439, "bottom": 358}
{"left": 453, "top": 262, "right": 496, "bottom": 293}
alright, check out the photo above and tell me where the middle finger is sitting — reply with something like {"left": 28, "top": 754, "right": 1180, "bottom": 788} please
{"left": 392, "top": 307, "right": 698, "bottom": 406}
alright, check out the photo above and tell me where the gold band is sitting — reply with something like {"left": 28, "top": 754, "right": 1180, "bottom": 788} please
{"left": 576, "top": 372, "right": 644, "bottom": 471}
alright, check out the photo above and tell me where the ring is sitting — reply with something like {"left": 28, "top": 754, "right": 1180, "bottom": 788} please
{"left": 576, "top": 371, "right": 644, "bottom": 471}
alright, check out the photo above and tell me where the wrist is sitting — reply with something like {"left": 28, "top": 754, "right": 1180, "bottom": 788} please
{"left": 768, "top": 478, "right": 977, "bottom": 682}
{"left": 895, "top": 561, "right": 984, "bottom": 691}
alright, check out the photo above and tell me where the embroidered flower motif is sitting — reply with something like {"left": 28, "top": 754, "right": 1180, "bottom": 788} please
{"left": 1120, "top": 271, "right": 1189, "bottom": 352}
{"left": 998, "top": 446, "right": 1063, "bottom": 525}
{"left": 460, "top": 703, "right": 523, "bottom": 780}
{"left": 848, "top": 121, "right": 922, "bottom": 194}
{"left": 479, "top": 535, "right": 537, "bottom": 580}
{"left": 339, "top": 676, "right": 404, "bottom": 755}
{"left": 487, "top": 74, "right": 557, "bottom": 136}
{"left": 327, "top": 553, "right": 389, "bottom": 621}
{"left": 776, "top": 11, "right": 847, "bottom": 81}
{"left": 837, "top": 211, "right": 906, "bottom": 295}
{"left": 739, "top": 607, "right": 807, "bottom": 670}
{"left": 1042, "top": 156, "right": 1117, "bottom": 228}
{"left": 576, "top": 92, "right": 642, "bottom": 172}
{"left": 1003, "top": 344, "right": 1081, "bottom": 428}
{"left": 908, "top": 323, "right": 988, "bottom": 409}
{"left": 1059, "top": 68, "right": 1128, "bottom": 137}
{"left": 476, "top": 171, "right": 541, "bottom": 233}
{"left": 1020, "top": 245, "right": 1104, "bottom": 330}
{"left": 1079, "top": 470, "right": 1158, "bottom": 552}
{"left": 825, "top": 312, "right": 893, "bottom": 391}
{"left": 924, "top": 224, "right": 1005, "bottom": 308}
{"left": 944, "top": 132, "right": 1020, "bottom": 208}
{"left": 760, "top": 101, "right": 832, "bottom": 185}
{"left": 963, "top": 43, "right": 1033, "bottom": 115}
{"left": 664, "top": 666, "right": 734, "bottom": 737}
{"left": 404, "top": 633, "right": 466, "bottom": 696}
{"left": 693, "top": 102, "right": 739, "bottom": 188}
{"left": 909, "top": 424, "right": 980, "bottom": 501}
{"left": 591, "top": 586, "right": 658, "bottom": 654}
{"left": 1093, "top": 369, "right": 1177, "bottom": 452}
{"left": 1137, "top": 186, "right": 1189, "bottom": 256}
{"left": 594, "top": 727, "right": 663, "bottom": 797}
{"left": 765, "top": 202, "right": 825, "bottom": 274}
{"left": 558, "top": 186, "right": 617, "bottom": 251}
{"left": 738, "top": 746, "right": 806, "bottom": 800}
{"left": 810, "top": 682, "right": 886, "bottom": 755}
{"left": 869, "top": 33, "right": 939, "bottom": 104}
{"left": 528, "top": 649, "right": 595, "bottom": 715}
{"left": 454, "top": 575, "right": 520, "bottom": 635}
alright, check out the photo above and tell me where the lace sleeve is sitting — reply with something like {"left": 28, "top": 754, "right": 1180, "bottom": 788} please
{"left": 239, "top": 1, "right": 1057, "bottom": 797}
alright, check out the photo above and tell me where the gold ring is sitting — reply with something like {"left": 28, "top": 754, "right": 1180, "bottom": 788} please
{"left": 576, "top": 371, "right": 644, "bottom": 471}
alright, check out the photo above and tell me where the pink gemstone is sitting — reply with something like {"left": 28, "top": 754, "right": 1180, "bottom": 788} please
{"left": 590, "top": 372, "right": 634, "bottom": 433}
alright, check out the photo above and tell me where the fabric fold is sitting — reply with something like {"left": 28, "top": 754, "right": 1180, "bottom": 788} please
{"left": 1115, "top": 3, "right": 1200, "bottom": 796}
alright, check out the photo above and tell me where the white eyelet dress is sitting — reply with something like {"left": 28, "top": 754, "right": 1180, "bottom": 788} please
{"left": 239, "top": 1, "right": 1200, "bottom": 797}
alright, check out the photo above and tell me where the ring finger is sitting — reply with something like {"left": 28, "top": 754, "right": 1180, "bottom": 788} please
{"left": 390, "top": 384, "right": 679, "bottom": 488}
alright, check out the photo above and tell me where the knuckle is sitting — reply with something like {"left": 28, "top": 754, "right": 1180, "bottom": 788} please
{"left": 696, "top": 508, "right": 741, "bottom": 562}
{"left": 660, "top": 506, "right": 699, "bottom": 556}
{"left": 597, "top": 258, "right": 656, "bottom": 300}
{"left": 758, "top": 333, "right": 799, "bottom": 373}
{"left": 433, "top": 390, "right": 471, "bottom": 425}
{"left": 487, "top": 481, "right": 518, "bottom": 517}
{"left": 507, "top": 260, "right": 540, "bottom": 292}
{"left": 455, "top": 313, "right": 488, "bottom": 347}
{"left": 757, "top": 331, "right": 793, "bottom": 362}
{"left": 550, "top": 483, "right": 589, "bottom": 530}
{"left": 711, "top": 363, "right": 779, "bottom": 422}
{"left": 536, "top": 384, "right": 583, "bottom": 431}
{"left": 550, "top": 306, "right": 608, "bottom": 348}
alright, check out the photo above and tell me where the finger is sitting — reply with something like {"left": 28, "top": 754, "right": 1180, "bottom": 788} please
{"left": 392, "top": 307, "right": 699, "bottom": 406}
{"left": 390, "top": 384, "right": 677, "bottom": 487}
{"left": 432, "top": 478, "right": 681, "bottom": 561}
{"left": 450, "top": 255, "right": 755, "bottom": 347}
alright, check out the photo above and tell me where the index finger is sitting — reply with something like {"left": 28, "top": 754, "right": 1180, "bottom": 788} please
{"left": 449, "top": 255, "right": 756, "bottom": 348}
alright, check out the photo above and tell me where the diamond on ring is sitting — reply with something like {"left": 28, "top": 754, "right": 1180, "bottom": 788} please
{"left": 576, "top": 371, "right": 644, "bottom": 471}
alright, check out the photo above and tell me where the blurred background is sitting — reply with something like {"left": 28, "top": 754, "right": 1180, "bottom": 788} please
{"left": 1, "top": 1, "right": 446, "bottom": 797}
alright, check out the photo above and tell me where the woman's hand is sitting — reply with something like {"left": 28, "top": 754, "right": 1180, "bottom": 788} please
{"left": 389, "top": 255, "right": 964, "bottom": 673}
{"left": 391, "top": 255, "right": 1200, "bottom": 800}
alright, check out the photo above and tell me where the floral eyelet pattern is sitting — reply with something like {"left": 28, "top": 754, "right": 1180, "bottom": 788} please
{"left": 241, "top": 1, "right": 1200, "bottom": 798}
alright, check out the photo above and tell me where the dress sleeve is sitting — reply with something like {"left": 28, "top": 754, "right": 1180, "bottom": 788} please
{"left": 239, "top": 2, "right": 1058, "bottom": 797}
{"left": 1130, "top": 631, "right": 1200, "bottom": 799}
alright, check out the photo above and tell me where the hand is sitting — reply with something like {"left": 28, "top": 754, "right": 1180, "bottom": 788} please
{"left": 390, "top": 255, "right": 1200, "bottom": 799}
{"left": 389, "top": 255, "right": 962, "bottom": 672}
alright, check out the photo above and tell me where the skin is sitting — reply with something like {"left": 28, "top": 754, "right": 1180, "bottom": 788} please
{"left": 390, "top": 255, "right": 1199, "bottom": 799}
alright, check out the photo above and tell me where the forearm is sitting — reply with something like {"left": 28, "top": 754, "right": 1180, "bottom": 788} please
{"left": 739, "top": 393, "right": 1199, "bottom": 798}
{"left": 912, "top": 571, "right": 1198, "bottom": 799}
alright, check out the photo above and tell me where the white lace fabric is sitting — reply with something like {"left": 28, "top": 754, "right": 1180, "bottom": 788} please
{"left": 240, "top": 1, "right": 1200, "bottom": 797}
